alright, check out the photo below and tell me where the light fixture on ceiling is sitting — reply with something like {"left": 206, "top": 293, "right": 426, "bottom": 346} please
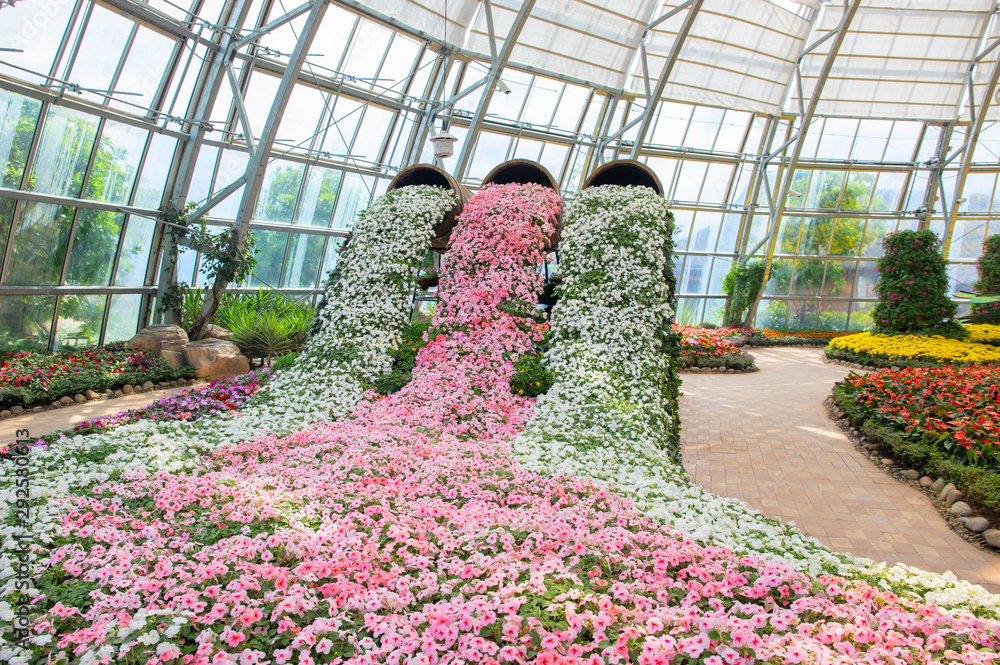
{"left": 430, "top": 128, "right": 458, "bottom": 159}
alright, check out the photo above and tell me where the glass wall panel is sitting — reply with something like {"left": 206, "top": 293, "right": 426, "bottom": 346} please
{"left": 320, "top": 238, "right": 339, "bottom": 281}
{"left": 342, "top": 20, "right": 393, "bottom": 83}
{"left": 468, "top": 132, "right": 512, "bottom": 181}
{"left": 0, "top": 0, "right": 77, "bottom": 85}
{"left": 277, "top": 85, "right": 327, "bottom": 149}
{"left": 282, "top": 233, "right": 325, "bottom": 289}
{"left": 803, "top": 171, "right": 843, "bottom": 209}
{"left": 6, "top": 202, "right": 75, "bottom": 285}
{"left": 111, "top": 26, "right": 177, "bottom": 113}
{"left": 949, "top": 220, "right": 989, "bottom": 259}
{"left": 351, "top": 106, "right": 393, "bottom": 162}
{"left": 186, "top": 146, "right": 218, "bottom": 205}
{"left": 256, "top": 162, "right": 304, "bottom": 223}
{"left": 0, "top": 91, "right": 42, "bottom": 189}
{"left": 65, "top": 210, "right": 125, "bottom": 286}
{"left": 114, "top": 215, "right": 156, "bottom": 286}
{"left": 849, "top": 300, "right": 875, "bottom": 331}
{"left": 963, "top": 173, "right": 996, "bottom": 213}
{"left": 85, "top": 121, "right": 147, "bottom": 204}
{"left": 56, "top": 294, "right": 107, "bottom": 348}
{"left": 790, "top": 259, "right": 825, "bottom": 296}
{"left": 211, "top": 149, "right": 249, "bottom": 218}
{"left": 822, "top": 260, "right": 857, "bottom": 298}
{"left": 851, "top": 120, "right": 892, "bottom": 161}
{"left": 538, "top": 144, "right": 568, "bottom": 181}
{"left": 248, "top": 230, "right": 288, "bottom": 288}
{"left": 817, "top": 301, "right": 850, "bottom": 331}
{"left": 296, "top": 167, "right": 341, "bottom": 227}
{"left": 0, "top": 198, "right": 14, "bottom": 275}
{"left": 0, "top": 295, "right": 56, "bottom": 349}
{"left": 134, "top": 133, "right": 177, "bottom": 208}
{"left": 66, "top": 5, "right": 134, "bottom": 103}
{"left": 27, "top": 106, "right": 100, "bottom": 197}
{"left": 104, "top": 294, "right": 143, "bottom": 342}
{"left": 332, "top": 173, "right": 372, "bottom": 228}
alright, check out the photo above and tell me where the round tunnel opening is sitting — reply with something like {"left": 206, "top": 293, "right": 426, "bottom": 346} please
{"left": 583, "top": 160, "right": 662, "bottom": 195}
{"left": 389, "top": 164, "right": 457, "bottom": 193}
{"left": 483, "top": 160, "right": 559, "bottom": 192}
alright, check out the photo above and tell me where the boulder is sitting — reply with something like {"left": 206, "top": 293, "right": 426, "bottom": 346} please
{"left": 950, "top": 501, "right": 973, "bottom": 517}
{"left": 929, "top": 478, "right": 946, "bottom": 493}
{"left": 122, "top": 384, "right": 133, "bottom": 395}
{"left": 10, "top": 405, "right": 23, "bottom": 415}
{"left": 127, "top": 325, "right": 189, "bottom": 356}
{"left": 984, "top": 529, "right": 1000, "bottom": 548}
{"left": 919, "top": 476, "right": 933, "bottom": 487}
{"left": 141, "top": 381, "right": 154, "bottom": 391}
{"left": 902, "top": 469, "right": 920, "bottom": 480}
{"left": 160, "top": 348, "right": 185, "bottom": 369}
{"left": 0, "top": 410, "right": 10, "bottom": 418}
{"left": 59, "top": 396, "right": 74, "bottom": 405}
{"left": 74, "top": 394, "right": 86, "bottom": 403}
{"left": 182, "top": 339, "right": 250, "bottom": 379}
{"left": 203, "top": 325, "right": 232, "bottom": 340}
{"left": 964, "top": 517, "right": 989, "bottom": 533}
{"left": 943, "top": 489, "right": 964, "bottom": 506}
{"left": 85, "top": 390, "right": 99, "bottom": 400}
{"left": 938, "top": 483, "right": 956, "bottom": 500}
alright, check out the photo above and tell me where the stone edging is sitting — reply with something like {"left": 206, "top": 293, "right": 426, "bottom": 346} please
{"left": 824, "top": 396, "right": 1000, "bottom": 557}
{"left": 0, "top": 378, "right": 204, "bottom": 420}
{"left": 679, "top": 365, "right": 759, "bottom": 374}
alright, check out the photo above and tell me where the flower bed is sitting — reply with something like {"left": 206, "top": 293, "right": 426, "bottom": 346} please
{"left": 672, "top": 324, "right": 756, "bottom": 370}
{"left": 3, "top": 184, "right": 1000, "bottom": 665}
{"left": 833, "top": 365, "right": 1000, "bottom": 525}
{"left": 740, "top": 329, "right": 852, "bottom": 347}
{"left": 967, "top": 323, "right": 1000, "bottom": 346}
{"left": 0, "top": 344, "right": 193, "bottom": 411}
{"left": 827, "top": 331, "right": 1000, "bottom": 367}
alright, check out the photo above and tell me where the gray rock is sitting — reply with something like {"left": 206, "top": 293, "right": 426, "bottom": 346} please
{"left": 85, "top": 389, "right": 99, "bottom": 400}
{"left": 983, "top": 529, "right": 1000, "bottom": 548}
{"left": 74, "top": 394, "right": 86, "bottom": 403}
{"left": 113, "top": 390, "right": 123, "bottom": 396}
{"left": 919, "top": 476, "right": 933, "bottom": 487}
{"left": 127, "top": 324, "right": 189, "bottom": 356}
{"left": 930, "top": 478, "right": 946, "bottom": 493}
{"left": 51, "top": 401, "right": 61, "bottom": 408}
{"left": 141, "top": 381, "right": 154, "bottom": 391}
{"left": 9, "top": 405, "right": 23, "bottom": 415}
{"left": 938, "top": 483, "right": 957, "bottom": 500}
{"left": 865, "top": 443, "right": 879, "bottom": 451}
{"left": 943, "top": 489, "right": 964, "bottom": 506}
{"left": 182, "top": 339, "right": 250, "bottom": 379}
{"left": 59, "top": 396, "right": 74, "bottom": 405}
{"left": 881, "top": 458, "right": 894, "bottom": 466}
{"left": 902, "top": 469, "right": 920, "bottom": 480}
{"left": 950, "top": 501, "right": 973, "bottom": 517}
{"left": 0, "top": 410, "right": 10, "bottom": 418}
{"left": 122, "top": 384, "right": 133, "bottom": 395}
{"left": 964, "top": 517, "right": 990, "bottom": 533}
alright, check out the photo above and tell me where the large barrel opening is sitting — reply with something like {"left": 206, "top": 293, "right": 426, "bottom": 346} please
{"left": 482, "top": 160, "right": 562, "bottom": 249}
{"left": 582, "top": 160, "right": 663, "bottom": 195}
{"left": 483, "top": 159, "right": 560, "bottom": 193}
{"left": 389, "top": 164, "right": 470, "bottom": 250}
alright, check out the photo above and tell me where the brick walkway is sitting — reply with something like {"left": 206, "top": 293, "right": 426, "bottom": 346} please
{"left": 680, "top": 346, "right": 1000, "bottom": 593}
{"left": 0, "top": 385, "right": 190, "bottom": 444}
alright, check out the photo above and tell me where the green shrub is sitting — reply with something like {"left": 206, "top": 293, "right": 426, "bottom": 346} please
{"left": 510, "top": 349, "right": 554, "bottom": 397}
{"left": 871, "top": 230, "right": 964, "bottom": 337}
{"left": 972, "top": 234, "right": 1000, "bottom": 317}
{"left": 721, "top": 260, "right": 767, "bottom": 327}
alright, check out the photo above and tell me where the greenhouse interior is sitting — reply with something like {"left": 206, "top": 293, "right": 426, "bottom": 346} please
{"left": 4, "top": 0, "right": 1000, "bottom": 662}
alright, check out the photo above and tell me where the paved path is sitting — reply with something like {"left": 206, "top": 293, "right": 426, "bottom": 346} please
{"left": 1, "top": 386, "right": 190, "bottom": 443}
{"left": 680, "top": 346, "right": 1000, "bottom": 593}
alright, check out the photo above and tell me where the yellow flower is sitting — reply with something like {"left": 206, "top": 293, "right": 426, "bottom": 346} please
{"left": 518, "top": 389, "right": 524, "bottom": 395}
{"left": 830, "top": 331, "right": 1000, "bottom": 364}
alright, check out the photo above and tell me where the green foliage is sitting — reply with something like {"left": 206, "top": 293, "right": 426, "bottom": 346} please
{"left": 871, "top": 230, "right": 964, "bottom": 337}
{"left": 966, "top": 234, "right": 1000, "bottom": 322}
{"left": 721, "top": 260, "right": 767, "bottom": 327}
{"left": 510, "top": 346, "right": 554, "bottom": 398}
{"left": 215, "top": 290, "right": 314, "bottom": 365}
{"left": 372, "top": 319, "right": 431, "bottom": 396}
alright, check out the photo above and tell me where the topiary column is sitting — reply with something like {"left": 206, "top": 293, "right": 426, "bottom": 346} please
{"left": 972, "top": 233, "right": 1000, "bottom": 315}
{"left": 871, "top": 229, "right": 964, "bottom": 337}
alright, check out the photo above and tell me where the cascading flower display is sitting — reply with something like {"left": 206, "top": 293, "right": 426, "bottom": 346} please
{"left": 254, "top": 184, "right": 459, "bottom": 425}
{"left": 3, "top": 181, "right": 1000, "bottom": 665}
